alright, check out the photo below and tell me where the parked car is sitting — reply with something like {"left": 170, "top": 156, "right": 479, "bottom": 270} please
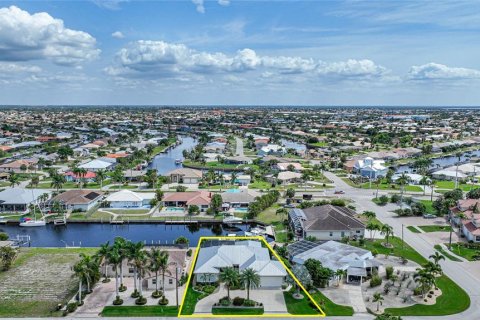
{"left": 334, "top": 190, "right": 345, "bottom": 194}
{"left": 423, "top": 214, "right": 436, "bottom": 219}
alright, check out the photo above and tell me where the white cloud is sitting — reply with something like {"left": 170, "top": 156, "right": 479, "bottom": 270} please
{"left": 106, "top": 40, "right": 390, "bottom": 84}
{"left": 112, "top": 31, "right": 125, "bottom": 39}
{"left": 192, "top": 0, "right": 205, "bottom": 13}
{"left": 408, "top": 62, "right": 480, "bottom": 80}
{"left": 92, "top": 0, "right": 127, "bottom": 10}
{"left": 0, "top": 6, "right": 100, "bottom": 66}
{"left": 0, "top": 62, "right": 41, "bottom": 74}
{"left": 218, "top": 0, "right": 230, "bottom": 6}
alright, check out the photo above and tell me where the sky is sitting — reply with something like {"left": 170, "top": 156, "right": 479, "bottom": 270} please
{"left": 0, "top": 0, "right": 480, "bottom": 106}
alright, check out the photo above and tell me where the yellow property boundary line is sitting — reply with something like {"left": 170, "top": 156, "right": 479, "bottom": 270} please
{"left": 177, "top": 236, "right": 326, "bottom": 317}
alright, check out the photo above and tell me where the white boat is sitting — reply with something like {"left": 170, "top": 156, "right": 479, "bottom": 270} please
{"left": 244, "top": 227, "right": 267, "bottom": 238}
{"left": 175, "top": 159, "right": 183, "bottom": 165}
{"left": 223, "top": 216, "right": 243, "bottom": 224}
{"left": 19, "top": 220, "right": 46, "bottom": 227}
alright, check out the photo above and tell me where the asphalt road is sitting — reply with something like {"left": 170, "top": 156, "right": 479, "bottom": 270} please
{"left": 323, "top": 171, "right": 480, "bottom": 320}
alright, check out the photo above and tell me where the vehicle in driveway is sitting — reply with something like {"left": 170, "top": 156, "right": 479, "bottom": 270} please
{"left": 334, "top": 190, "right": 345, "bottom": 194}
{"left": 423, "top": 213, "right": 436, "bottom": 219}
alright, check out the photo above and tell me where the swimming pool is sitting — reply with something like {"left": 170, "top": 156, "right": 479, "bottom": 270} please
{"left": 234, "top": 207, "right": 249, "bottom": 213}
{"left": 164, "top": 207, "right": 185, "bottom": 212}
{"left": 225, "top": 189, "right": 241, "bottom": 193}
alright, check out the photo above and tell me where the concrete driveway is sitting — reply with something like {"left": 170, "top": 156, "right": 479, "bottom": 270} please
{"left": 194, "top": 286, "right": 287, "bottom": 314}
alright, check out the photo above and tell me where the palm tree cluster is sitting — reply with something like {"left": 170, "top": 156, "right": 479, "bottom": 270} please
{"left": 414, "top": 252, "right": 445, "bottom": 298}
{"left": 219, "top": 267, "right": 260, "bottom": 303}
{"left": 247, "top": 190, "right": 280, "bottom": 218}
{"left": 95, "top": 237, "right": 171, "bottom": 306}
{"left": 72, "top": 253, "right": 101, "bottom": 305}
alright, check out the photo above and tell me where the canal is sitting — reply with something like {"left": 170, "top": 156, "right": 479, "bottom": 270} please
{"left": 0, "top": 223, "right": 252, "bottom": 247}
{"left": 148, "top": 136, "right": 197, "bottom": 175}
{"left": 396, "top": 149, "right": 480, "bottom": 173}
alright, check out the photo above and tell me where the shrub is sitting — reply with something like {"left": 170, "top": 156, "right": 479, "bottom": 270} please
{"left": 135, "top": 296, "right": 147, "bottom": 305}
{"left": 370, "top": 275, "right": 382, "bottom": 287}
{"left": 378, "top": 195, "right": 389, "bottom": 205}
{"left": 371, "top": 249, "right": 379, "bottom": 257}
{"left": 0, "top": 232, "right": 9, "bottom": 241}
{"left": 233, "top": 297, "right": 245, "bottom": 306}
{"left": 281, "top": 283, "right": 288, "bottom": 290}
{"left": 386, "top": 266, "right": 394, "bottom": 279}
{"left": 152, "top": 291, "right": 162, "bottom": 298}
{"left": 220, "top": 298, "right": 230, "bottom": 306}
{"left": 413, "top": 286, "right": 423, "bottom": 296}
{"left": 187, "top": 249, "right": 192, "bottom": 257}
{"left": 203, "top": 285, "right": 216, "bottom": 294}
{"left": 243, "top": 299, "right": 256, "bottom": 307}
{"left": 391, "top": 194, "right": 401, "bottom": 203}
{"left": 66, "top": 302, "right": 78, "bottom": 313}
{"left": 159, "top": 297, "right": 169, "bottom": 305}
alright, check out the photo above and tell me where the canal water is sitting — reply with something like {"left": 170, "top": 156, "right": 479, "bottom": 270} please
{"left": 395, "top": 150, "right": 480, "bottom": 173}
{"left": 148, "top": 136, "right": 197, "bottom": 175}
{"left": 0, "top": 223, "right": 251, "bottom": 247}
{"left": 281, "top": 139, "right": 306, "bottom": 153}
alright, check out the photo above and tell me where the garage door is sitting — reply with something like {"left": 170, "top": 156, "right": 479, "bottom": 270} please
{"left": 260, "top": 276, "right": 283, "bottom": 288}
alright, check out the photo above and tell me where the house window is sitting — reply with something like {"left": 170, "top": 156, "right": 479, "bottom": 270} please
{"left": 169, "top": 279, "right": 173, "bottom": 285}
{"left": 128, "top": 268, "right": 134, "bottom": 273}
{"left": 329, "top": 232, "right": 333, "bottom": 237}
{"left": 152, "top": 279, "right": 156, "bottom": 284}
{"left": 356, "top": 230, "right": 361, "bottom": 233}
{"left": 341, "top": 231, "right": 345, "bottom": 237}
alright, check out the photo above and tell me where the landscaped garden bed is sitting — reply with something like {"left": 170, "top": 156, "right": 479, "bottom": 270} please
{"left": 212, "top": 296, "right": 264, "bottom": 315}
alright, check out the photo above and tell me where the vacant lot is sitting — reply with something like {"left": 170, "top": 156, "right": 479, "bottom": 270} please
{"left": 0, "top": 247, "right": 96, "bottom": 317}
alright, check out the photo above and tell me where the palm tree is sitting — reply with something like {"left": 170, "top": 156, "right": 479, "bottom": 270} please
{"left": 128, "top": 241, "right": 145, "bottom": 297}
{"left": 230, "top": 171, "right": 238, "bottom": 186}
{"left": 240, "top": 268, "right": 260, "bottom": 301}
{"left": 30, "top": 175, "right": 40, "bottom": 188}
{"left": 219, "top": 267, "right": 239, "bottom": 301}
{"left": 396, "top": 173, "right": 409, "bottom": 208}
{"left": 381, "top": 224, "right": 394, "bottom": 246}
{"left": 113, "top": 237, "right": 129, "bottom": 291}
{"left": 8, "top": 173, "right": 19, "bottom": 187}
{"left": 363, "top": 211, "right": 376, "bottom": 220}
{"left": 366, "top": 221, "right": 380, "bottom": 241}
{"left": 96, "top": 169, "right": 106, "bottom": 189}
{"left": 79, "top": 253, "right": 100, "bottom": 293}
{"left": 132, "top": 245, "right": 147, "bottom": 298}
{"left": 147, "top": 248, "right": 170, "bottom": 296}
{"left": 373, "top": 292, "right": 384, "bottom": 311}
{"left": 429, "top": 252, "right": 445, "bottom": 267}
{"left": 414, "top": 268, "right": 435, "bottom": 298}
{"left": 107, "top": 247, "right": 122, "bottom": 302}
{"left": 72, "top": 259, "right": 88, "bottom": 305}
{"left": 95, "top": 242, "right": 111, "bottom": 282}
{"left": 51, "top": 173, "right": 66, "bottom": 191}
{"left": 419, "top": 176, "right": 430, "bottom": 196}
{"left": 334, "top": 269, "right": 345, "bottom": 286}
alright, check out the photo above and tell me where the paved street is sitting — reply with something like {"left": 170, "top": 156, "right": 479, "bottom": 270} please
{"left": 323, "top": 171, "right": 480, "bottom": 320}
{"left": 235, "top": 137, "right": 244, "bottom": 156}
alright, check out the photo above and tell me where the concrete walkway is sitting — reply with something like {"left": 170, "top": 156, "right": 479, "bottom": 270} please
{"left": 343, "top": 284, "right": 367, "bottom": 313}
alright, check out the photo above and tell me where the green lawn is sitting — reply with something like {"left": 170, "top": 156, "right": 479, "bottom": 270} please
{"left": 343, "top": 178, "right": 423, "bottom": 192}
{"left": 420, "top": 200, "right": 436, "bottom": 214}
{"left": 283, "top": 290, "right": 353, "bottom": 316}
{"left": 406, "top": 226, "right": 421, "bottom": 233}
{"left": 385, "top": 275, "right": 470, "bottom": 316}
{"left": 433, "top": 245, "right": 462, "bottom": 262}
{"left": 418, "top": 225, "right": 452, "bottom": 233}
{"left": 101, "top": 306, "right": 178, "bottom": 317}
{"left": 435, "top": 180, "right": 480, "bottom": 191}
{"left": 179, "top": 285, "right": 203, "bottom": 315}
{"left": 212, "top": 307, "right": 264, "bottom": 315}
{"left": 448, "top": 243, "right": 480, "bottom": 261}
{"left": 351, "top": 237, "right": 428, "bottom": 265}
{"left": 109, "top": 209, "right": 150, "bottom": 215}
{"left": 249, "top": 180, "right": 271, "bottom": 189}
{"left": 183, "top": 160, "right": 239, "bottom": 170}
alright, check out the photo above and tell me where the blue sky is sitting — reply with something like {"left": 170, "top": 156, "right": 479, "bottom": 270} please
{"left": 0, "top": 0, "right": 480, "bottom": 106}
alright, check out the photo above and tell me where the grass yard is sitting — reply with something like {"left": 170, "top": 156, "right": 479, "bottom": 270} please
{"left": 0, "top": 248, "right": 96, "bottom": 317}
{"left": 179, "top": 285, "right": 203, "bottom": 315}
{"left": 101, "top": 305, "right": 178, "bottom": 317}
{"left": 351, "top": 237, "right": 428, "bottom": 265}
{"left": 448, "top": 243, "right": 480, "bottom": 261}
{"left": 407, "top": 226, "right": 421, "bottom": 233}
{"left": 283, "top": 290, "right": 353, "bottom": 316}
{"left": 109, "top": 209, "right": 150, "bottom": 215}
{"left": 249, "top": 179, "right": 272, "bottom": 189}
{"left": 434, "top": 180, "right": 480, "bottom": 191}
{"left": 385, "top": 275, "right": 470, "bottom": 316}
{"left": 418, "top": 225, "right": 452, "bottom": 233}
{"left": 257, "top": 203, "right": 281, "bottom": 224}
{"left": 433, "top": 245, "right": 462, "bottom": 262}
{"left": 420, "top": 200, "right": 436, "bottom": 214}
{"left": 343, "top": 178, "right": 423, "bottom": 192}
{"left": 212, "top": 307, "right": 264, "bottom": 315}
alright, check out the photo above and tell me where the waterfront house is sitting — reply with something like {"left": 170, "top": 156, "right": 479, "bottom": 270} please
{"left": 276, "top": 162, "right": 304, "bottom": 172}
{"left": 450, "top": 199, "right": 480, "bottom": 243}
{"left": 288, "top": 205, "right": 365, "bottom": 240}
{"left": 224, "top": 156, "right": 253, "bottom": 165}
{"left": 105, "top": 190, "right": 155, "bottom": 208}
{"left": 288, "top": 240, "right": 381, "bottom": 284}
{"left": 49, "top": 190, "right": 103, "bottom": 212}
{"left": 162, "top": 191, "right": 211, "bottom": 213}
{"left": 166, "top": 168, "right": 203, "bottom": 184}
{"left": 64, "top": 171, "right": 96, "bottom": 183}
{"left": 258, "top": 144, "right": 287, "bottom": 157}
{"left": 79, "top": 159, "right": 115, "bottom": 172}
{"left": 220, "top": 189, "right": 260, "bottom": 211}
{"left": 0, "top": 159, "right": 37, "bottom": 173}
{"left": 268, "top": 171, "right": 302, "bottom": 185}
{"left": 0, "top": 188, "right": 50, "bottom": 213}
{"left": 194, "top": 240, "right": 287, "bottom": 288}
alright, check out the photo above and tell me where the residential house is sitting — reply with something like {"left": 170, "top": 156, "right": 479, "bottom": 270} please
{"left": 162, "top": 191, "right": 211, "bottom": 213}
{"left": 194, "top": 240, "right": 287, "bottom": 288}
{"left": 105, "top": 190, "right": 155, "bottom": 208}
{"left": 0, "top": 159, "right": 37, "bottom": 173}
{"left": 220, "top": 189, "right": 261, "bottom": 211}
{"left": 0, "top": 188, "right": 50, "bottom": 213}
{"left": 49, "top": 190, "right": 103, "bottom": 212}
{"left": 353, "top": 157, "right": 387, "bottom": 179}
{"left": 258, "top": 144, "right": 286, "bottom": 157}
{"left": 288, "top": 205, "right": 365, "bottom": 240}
{"left": 450, "top": 199, "right": 480, "bottom": 242}
{"left": 167, "top": 168, "right": 203, "bottom": 184}
{"left": 79, "top": 159, "right": 115, "bottom": 172}
{"left": 268, "top": 171, "right": 302, "bottom": 185}
{"left": 288, "top": 240, "right": 381, "bottom": 284}
{"left": 64, "top": 171, "right": 96, "bottom": 183}
{"left": 276, "top": 162, "right": 304, "bottom": 172}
